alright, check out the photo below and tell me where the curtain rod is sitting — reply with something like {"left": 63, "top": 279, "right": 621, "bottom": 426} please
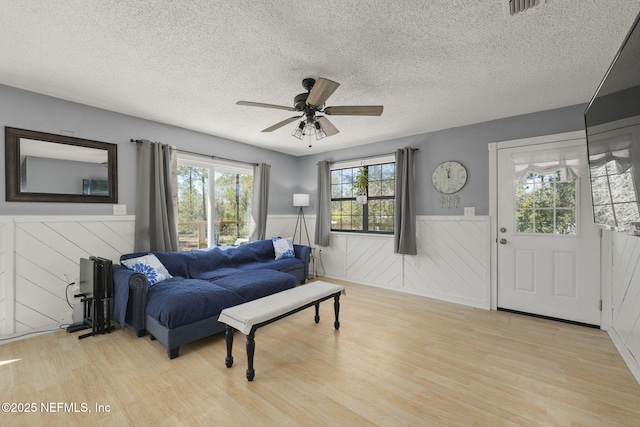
{"left": 321, "top": 148, "right": 419, "bottom": 165}
{"left": 130, "top": 139, "right": 258, "bottom": 167}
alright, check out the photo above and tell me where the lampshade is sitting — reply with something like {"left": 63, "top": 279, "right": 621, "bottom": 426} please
{"left": 314, "top": 121, "right": 327, "bottom": 140}
{"left": 291, "top": 121, "right": 305, "bottom": 140}
{"left": 293, "top": 193, "right": 310, "bottom": 207}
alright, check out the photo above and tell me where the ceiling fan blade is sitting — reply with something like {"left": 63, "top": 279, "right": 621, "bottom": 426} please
{"left": 306, "top": 77, "right": 340, "bottom": 107}
{"left": 324, "top": 105, "right": 384, "bottom": 116}
{"left": 237, "top": 101, "right": 296, "bottom": 112}
{"left": 317, "top": 116, "right": 339, "bottom": 136}
{"left": 261, "top": 116, "right": 302, "bottom": 132}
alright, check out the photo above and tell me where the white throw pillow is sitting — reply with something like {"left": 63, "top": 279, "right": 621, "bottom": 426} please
{"left": 122, "top": 253, "right": 172, "bottom": 286}
{"left": 272, "top": 237, "right": 295, "bottom": 260}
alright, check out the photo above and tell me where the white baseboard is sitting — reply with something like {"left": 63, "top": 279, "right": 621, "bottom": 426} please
{"left": 319, "top": 274, "right": 490, "bottom": 310}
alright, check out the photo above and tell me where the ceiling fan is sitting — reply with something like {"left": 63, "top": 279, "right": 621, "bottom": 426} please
{"left": 236, "top": 77, "right": 383, "bottom": 143}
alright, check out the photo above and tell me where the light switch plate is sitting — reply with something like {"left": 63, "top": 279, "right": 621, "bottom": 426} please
{"left": 113, "top": 204, "right": 127, "bottom": 215}
{"left": 464, "top": 207, "right": 475, "bottom": 217}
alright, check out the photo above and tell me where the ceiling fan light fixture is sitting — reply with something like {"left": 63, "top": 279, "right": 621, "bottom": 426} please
{"left": 314, "top": 121, "right": 327, "bottom": 140}
{"left": 292, "top": 121, "right": 305, "bottom": 139}
{"left": 303, "top": 121, "right": 315, "bottom": 137}
{"left": 237, "top": 77, "right": 383, "bottom": 142}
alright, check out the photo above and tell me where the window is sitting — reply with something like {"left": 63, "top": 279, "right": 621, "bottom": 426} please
{"left": 177, "top": 155, "right": 253, "bottom": 250}
{"left": 590, "top": 160, "right": 640, "bottom": 228}
{"left": 330, "top": 158, "right": 395, "bottom": 233}
{"left": 515, "top": 171, "right": 577, "bottom": 235}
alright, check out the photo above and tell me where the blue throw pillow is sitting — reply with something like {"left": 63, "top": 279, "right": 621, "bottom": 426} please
{"left": 122, "top": 253, "right": 173, "bottom": 286}
{"left": 272, "top": 237, "right": 295, "bottom": 260}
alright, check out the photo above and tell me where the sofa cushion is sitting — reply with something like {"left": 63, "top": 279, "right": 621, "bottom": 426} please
{"left": 193, "top": 268, "right": 242, "bottom": 281}
{"left": 212, "top": 269, "right": 296, "bottom": 301}
{"left": 121, "top": 254, "right": 172, "bottom": 286}
{"left": 272, "top": 237, "right": 295, "bottom": 260}
{"left": 189, "top": 246, "right": 231, "bottom": 278}
{"left": 237, "top": 258, "right": 303, "bottom": 273}
{"left": 145, "top": 277, "right": 246, "bottom": 329}
{"left": 227, "top": 240, "right": 274, "bottom": 265}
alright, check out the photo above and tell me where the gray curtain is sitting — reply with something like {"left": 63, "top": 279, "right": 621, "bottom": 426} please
{"left": 250, "top": 163, "right": 270, "bottom": 241}
{"left": 394, "top": 147, "right": 417, "bottom": 254}
{"left": 314, "top": 160, "right": 331, "bottom": 247}
{"left": 134, "top": 140, "right": 178, "bottom": 252}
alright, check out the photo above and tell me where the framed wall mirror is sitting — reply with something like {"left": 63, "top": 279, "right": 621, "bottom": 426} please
{"left": 5, "top": 127, "right": 118, "bottom": 203}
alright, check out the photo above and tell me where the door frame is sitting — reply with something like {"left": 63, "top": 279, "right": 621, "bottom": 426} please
{"left": 488, "top": 130, "right": 609, "bottom": 330}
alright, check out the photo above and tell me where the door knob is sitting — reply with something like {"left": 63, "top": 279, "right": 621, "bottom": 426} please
{"left": 500, "top": 227, "right": 507, "bottom": 233}
{"left": 499, "top": 238, "right": 507, "bottom": 244}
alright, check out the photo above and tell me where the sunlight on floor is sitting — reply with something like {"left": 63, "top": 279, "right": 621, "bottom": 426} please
{"left": 0, "top": 359, "right": 21, "bottom": 366}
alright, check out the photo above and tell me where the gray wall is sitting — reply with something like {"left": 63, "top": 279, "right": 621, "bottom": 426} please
{"left": 1, "top": 84, "right": 588, "bottom": 218}
{"left": 0, "top": 84, "right": 298, "bottom": 215}
{"left": 296, "top": 104, "right": 588, "bottom": 216}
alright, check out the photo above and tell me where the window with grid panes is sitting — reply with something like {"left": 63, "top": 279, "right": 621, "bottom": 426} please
{"left": 515, "top": 171, "right": 577, "bottom": 235}
{"left": 330, "top": 162, "right": 395, "bottom": 233}
{"left": 589, "top": 160, "right": 640, "bottom": 229}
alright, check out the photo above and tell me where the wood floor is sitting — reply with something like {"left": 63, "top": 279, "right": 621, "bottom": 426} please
{"left": 2, "top": 278, "right": 640, "bottom": 426}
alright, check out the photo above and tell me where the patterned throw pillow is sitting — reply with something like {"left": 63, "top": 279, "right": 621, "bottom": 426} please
{"left": 122, "top": 254, "right": 173, "bottom": 286}
{"left": 272, "top": 237, "right": 295, "bottom": 260}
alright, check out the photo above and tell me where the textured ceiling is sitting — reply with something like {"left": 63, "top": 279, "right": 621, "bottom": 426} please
{"left": 1, "top": 1, "right": 639, "bottom": 156}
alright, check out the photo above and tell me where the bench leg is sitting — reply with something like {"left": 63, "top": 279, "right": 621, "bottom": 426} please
{"left": 314, "top": 302, "right": 320, "bottom": 323}
{"left": 334, "top": 294, "right": 341, "bottom": 330}
{"left": 225, "top": 325, "right": 234, "bottom": 368}
{"left": 246, "top": 331, "right": 256, "bottom": 381}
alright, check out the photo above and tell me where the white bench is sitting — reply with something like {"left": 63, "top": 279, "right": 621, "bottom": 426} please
{"left": 218, "top": 281, "right": 345, "bottom": 381}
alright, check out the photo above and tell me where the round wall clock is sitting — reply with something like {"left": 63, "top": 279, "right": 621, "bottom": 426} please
{"left": 432, "top": 161, "right": 467, "bottom": 194}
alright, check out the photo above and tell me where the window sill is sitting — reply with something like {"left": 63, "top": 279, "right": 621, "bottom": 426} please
{"left": 329, "top": 231, "right": 394, "bottom": 238}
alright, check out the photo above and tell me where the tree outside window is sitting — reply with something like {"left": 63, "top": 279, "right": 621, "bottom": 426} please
{"left": 515, "top": 171, "right": 577, "bottom": 235}
{"left": 177, "top": 158, "right": 252, "bottom": 250}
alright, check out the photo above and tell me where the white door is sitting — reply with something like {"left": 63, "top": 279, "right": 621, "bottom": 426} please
{"left": 497, "top": 139, "right": 601, "bottom": 325}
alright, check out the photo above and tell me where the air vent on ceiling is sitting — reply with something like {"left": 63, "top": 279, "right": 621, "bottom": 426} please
{"left": 507, "top": 0, "right": 545, "bottom": 16}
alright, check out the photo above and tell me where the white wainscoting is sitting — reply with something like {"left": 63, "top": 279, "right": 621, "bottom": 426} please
{"left": 606, "top": 230, "right": 640, "bottom": 383}
{"left": 0, "top": 213, "right": 489, "bottom": 340}
{"left": 285, "top": 214, "right": 491, "bottom": 309}
{"left": 0, "top": 215, "right": 135, "bottom": 338}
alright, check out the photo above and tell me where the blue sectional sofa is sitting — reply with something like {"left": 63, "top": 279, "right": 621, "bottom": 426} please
{"left": 112, "top": 240, "right": 311, "bottom": 359}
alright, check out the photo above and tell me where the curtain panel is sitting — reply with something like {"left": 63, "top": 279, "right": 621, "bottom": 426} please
{"left": 394, "top": 147, "right": 417, "bottom": 255}
{"left": 134, "top": 140, "right": 178, "bottom": 252}
{"left": 250, "top": 163, "right": 270, "bottom": 241}
{"left": 314, "top": 160, "right": 331, "bottom": 247}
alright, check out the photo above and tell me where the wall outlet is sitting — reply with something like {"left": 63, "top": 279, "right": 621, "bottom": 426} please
{"left": 113, "top": 204, "right": 127, "bottom": 215}
{"left": 464, "top": 207, "right": 475, "bottom": 216}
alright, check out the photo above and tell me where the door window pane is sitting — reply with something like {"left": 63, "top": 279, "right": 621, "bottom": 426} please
{"left": 516, "top": 180, "right": 533, "bottom": 209}
{"left": 514, "top": 172, "right": 577, "bottom": 235}
{"left": 556, "top": 209, "right": 577, "bottom": 234}
{"left": 516, "top": 209, "right": 534, "bottom": 233}
{"left": 534, "top": 210, "right": 554, "bottom": 234}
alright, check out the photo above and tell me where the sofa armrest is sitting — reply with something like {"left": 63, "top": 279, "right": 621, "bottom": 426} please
{"left": 113, "top": 264, "right": 148, "bottom": 337}
{"left": 293, "top": 244, "right": 311, "bottom": 282}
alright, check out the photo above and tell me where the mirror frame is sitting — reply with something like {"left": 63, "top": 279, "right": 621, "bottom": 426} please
{"left": 5, "top": 127, "right": 118, "bottom": 203}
